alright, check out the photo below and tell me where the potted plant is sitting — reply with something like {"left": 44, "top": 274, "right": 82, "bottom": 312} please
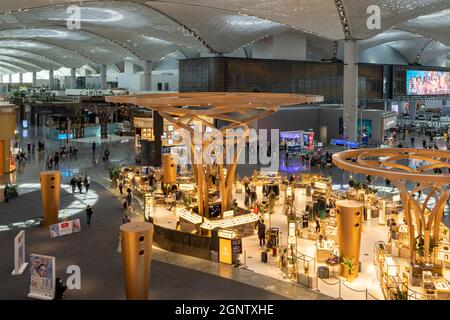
{"left": 392, "top": 288, "right": 408, "bottom": 300}
{"left": 353, "top": 181, "right": 362, "bottom": 191}
{"left": 183, "top": 193, "right": 192, "bottom": 208}
{"left": 341, "top": 257, "right": 357, "bottom": 281}
{"left": 414, "top": 235, "right": 438, "bottom": 262}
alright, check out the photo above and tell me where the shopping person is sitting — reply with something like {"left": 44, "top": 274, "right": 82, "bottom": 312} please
{"left": 118, "top": 181, "right": 123, "bottom": 195}
{"left": 126, "top": 188, "right": 133, "bottom": 207}
{"left": 70, "top": 177, "right": 77, "bottom": 194}
{"left": 85, "top": 205, "right": 93, "bottom": 227}
{"left": 257, "top": 219, "right": 266, "bottom": 247}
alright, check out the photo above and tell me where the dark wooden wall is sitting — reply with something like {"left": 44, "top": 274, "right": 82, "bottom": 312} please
{"left": 179, "top": 57, "right": 384, "bottom": 102}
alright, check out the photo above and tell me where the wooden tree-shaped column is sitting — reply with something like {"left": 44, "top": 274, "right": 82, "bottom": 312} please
{"left": 106, "top": 93, "right": 323, "bottom": 220}
{"left": 333, "top": 148, "right": 450, "bottom": 264}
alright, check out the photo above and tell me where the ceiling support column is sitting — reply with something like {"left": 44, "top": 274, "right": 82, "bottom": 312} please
{"left": 49, "top": 69, "right": 54, "bottom": 90}
{"left": 100, "top": 64, "right": 107, "bottom": 91}
{"left": 32, "top": 72, "right": 37, "bottom": 87}
{"left": 343, "top": 39, "right": 358, "bottom": 142}
{"left": 143, "top": 60, "right": 152, "bottom": 91}
{"left": 70, "top": 68, "right": 77, "bottom": 89}
{"left": 19, "top": 73, "right": 23, "bottom": 84}
{"left": 8, "top": 74, "right": 12, "bottom": 84}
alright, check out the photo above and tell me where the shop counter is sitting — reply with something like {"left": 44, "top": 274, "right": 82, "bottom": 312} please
{"left": 178, "top": 209, "right": 203, "bottom": 234}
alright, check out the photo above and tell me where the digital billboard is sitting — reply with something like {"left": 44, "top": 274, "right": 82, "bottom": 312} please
{"left": 406, "top": 70, "right": 450, "bottom": 96}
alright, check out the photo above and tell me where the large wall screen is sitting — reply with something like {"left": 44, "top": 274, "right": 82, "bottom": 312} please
{"left": 406, "top": 70, "right": 450, "bottom": 96}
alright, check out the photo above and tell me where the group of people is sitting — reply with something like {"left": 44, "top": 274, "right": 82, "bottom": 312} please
{"left": 45, "top": 153, "right": 60, "bottom": 169}
{"left": 91, "top": 141, "right": 110, "bottom": 163}
{"left": 70, "top": 174, "right": 91, "bottom": 194}
{"left": 26, "top": 141, "right": 46, "bottom": 154}
{"left": 15, "top": 150, "right": 28, "bottom": 164}
{"left": 299, "top": 151, "right": 332, "bottom": 168}
{"left": 59, "top": 144, "right": 79, "bottom": 157}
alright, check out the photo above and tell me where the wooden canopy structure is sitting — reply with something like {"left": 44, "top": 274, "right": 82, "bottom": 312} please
{"left": 107, "top": 92, "right": 323, "bottom": 218}
{"left": 333, "top": 148, "right": 450, "bottom": 264}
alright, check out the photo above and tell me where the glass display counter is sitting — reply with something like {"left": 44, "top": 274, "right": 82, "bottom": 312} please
{"left": 316, "top": 239, "right": 334, "bottom": 262}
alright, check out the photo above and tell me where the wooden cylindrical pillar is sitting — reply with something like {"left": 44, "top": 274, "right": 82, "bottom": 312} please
{"left": 120, "top": 222, "right": 154, "bottom": 300}
{"left": 336, "top": 200, "right": 364, "bottom": 278}
{"left": 39, "top": 171, "right": 61, "bottom": 227}
{"left": 162, "top": 154, "right": 177, "bottom": 184}
{"left": 0, "top": 103, "right": 17, "bottom": 174}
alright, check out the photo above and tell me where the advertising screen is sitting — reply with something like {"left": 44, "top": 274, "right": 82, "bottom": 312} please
{"left": 406, "top": 70, "right": 450, "bottom": 96}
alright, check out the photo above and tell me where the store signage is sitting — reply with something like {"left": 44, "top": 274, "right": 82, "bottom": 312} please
{"left": 223, "top": 210, "right": 234, "bottom": 219}
{"left": 330, "top": 139, "right": 360, "bottom": 149}
{"left": 57, "top": 133, "right": 74, "bottom": 140}
{"left": 218, "top": 229, "right": 236, "bottom": 239}
{"left": 133, "top": 117, "right": 153, "bottom": 129}
{"left": 314, "top": 182, "right": 328, "bottom": 190}
{"left": 383, "top": 114, "right": 397, "bottom": 131}
{"left": 49, "top": 219, "right": 81, "bottom": 238}
{"left": 28, "top": 254, "right": 55, "bottom": 300}
{"left": 232, "top": 238, "right": 242, "bottom": 255}
{"left": 11, "top": 230, "right": 28, "bottom": 275}
{"left": 179, "top": 183, "right": 195, "bottom": 191}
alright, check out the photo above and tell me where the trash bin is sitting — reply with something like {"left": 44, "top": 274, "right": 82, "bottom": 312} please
{"left": 318, "top": 266, "right": 329, "bottom": 279}
{"left": 261, "top": 251, "right": 268, "bottom": 263}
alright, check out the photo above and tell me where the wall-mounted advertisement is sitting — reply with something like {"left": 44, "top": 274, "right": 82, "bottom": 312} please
{"left": 339, "top": 118, "right": 372, "bottom": 138}
{"left": 49, "top": 219, "right": 81, "bottom": 238}
{"left": 11, "top": 230, "right": 28, "bottom": 275}
{"left": 406, "top": 70, "right": 450, "bottom": 96}
{"left": 28, "top": 254, "right": 55, "bottom": 300}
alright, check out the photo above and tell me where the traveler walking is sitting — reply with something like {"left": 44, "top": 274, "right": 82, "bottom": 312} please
{"left": 85, "top": 205, "right": 93, "bottom": 227}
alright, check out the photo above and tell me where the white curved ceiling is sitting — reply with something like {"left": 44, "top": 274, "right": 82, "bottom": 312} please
{"left": 0, "top": 0, "right": 448, "bottom": 74}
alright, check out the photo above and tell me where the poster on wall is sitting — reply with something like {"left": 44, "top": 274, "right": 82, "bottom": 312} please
{"left": 11, "top": 230, "right": 28, "bottom": 275}
{"left": 339, "top": 118, "right": 373, "bottom": 138}
{"left": 407, "top": 70, "right": 450, "bottom": 95}
{"left": 49, "top": 219, "right": 81, "bottom": 238}
{"left": 28, "top": 254, "right": 55, "bottom": 300}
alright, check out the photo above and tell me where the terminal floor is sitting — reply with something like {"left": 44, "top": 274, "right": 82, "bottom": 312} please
{"left": 0, "top": 183, "right": 291, "bottom": 300}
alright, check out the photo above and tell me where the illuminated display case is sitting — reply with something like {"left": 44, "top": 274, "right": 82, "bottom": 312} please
{"left": 144, "top": 193, "right": 154, "bottom": 221}
{"left": 141, "top": 128, "right": 154, "bottom": 141}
